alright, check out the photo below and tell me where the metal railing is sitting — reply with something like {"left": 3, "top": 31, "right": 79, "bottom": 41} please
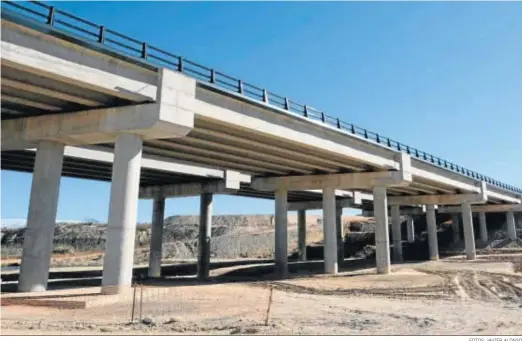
{"left": 1, "top": 0, "right": 521, "bottom": 195}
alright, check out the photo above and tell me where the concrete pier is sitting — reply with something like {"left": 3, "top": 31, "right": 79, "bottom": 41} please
{"left": 373, "top": 187, "right": 390, "bottom": 274}
{"left": 275, "top": 188, "right": 288, "bottom": 278}
{"left": 406, "top": 216, "right": 415, "bottom": 242}
{"left": 101, "top": 133, "right": 143, "bottom": 294}
{"left": 478, "top": 212, "right": 488, "bottom": 243}
{"left": 506, "top": 211, "right": 517, "bottom": 241}
{"left": 197, "top": 193, "right": 213, "bottom": 280}
{"left": 323, "top": 187, "right": 338, "bottom": 274}
{"left": 18, "top": 141, "right": 65, "bottom": 292}
{"left": 391, "top": 205, "right": 403, "bottom": 262}
{"left": 451, "top": 213, "right": 461, "bottom": 242}
{"left": 461, "top": 202, "right": 476, "bottom": 260}
{"left": 148, "top": 197, "right": 165, "bottom": 278}
{"left": 297, "top": 210, "right": 307, "bottom": 261}
{"left": 336, "top": 206, "right": 344, "bottom": 268}
{"left": 426, "top": 204, "right": 439, "bottom": 261}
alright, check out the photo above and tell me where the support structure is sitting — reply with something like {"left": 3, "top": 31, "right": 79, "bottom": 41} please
{"left": 373, "top": 187, "right": 390, "bottom": 274}
{"left": 148, "top": 197, "right": 165, "bottom": 278}
{"left": 197, "top": 193, "right": 213, "bottom": 280}
{"left": 297, "top": 210, "right": 307, "bottom": 261}
{"left": 18, "top": 141, "right": 65, "bottom": 292}
{"left": 426, "top": 204, "right": 439, "bottom": 261}
{"left": 323, "top": 187, "right": 338, "bottom": 274}
{"left": 101, "top": 133, "right": 143, "bottom": 294}
{"left": 461, "top": 202, "right": 476, "bottom": 260}
{"left": 506, "top": 211, "right": 517, "bottom": 241}
{"left": 451, "top": 213, "right": 461, "bottom": 242}
{"left": 274, "top": 189, "right": 288, "bottom": 278}
{"left": 391, "top": 205, "right": 402, "bottom": 262}
{"left": 406, "top": 216, "right": 415, "bottom": 242}
{"left": 336, "top": 206, "right": 344, "bottom": 268}
{"left": 478, "top": 212, "right": 488, "bottom": 243}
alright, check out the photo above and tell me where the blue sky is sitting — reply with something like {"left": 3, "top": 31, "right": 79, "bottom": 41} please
{"left": 1, "top": 1, "right": 521, "bottom": 223}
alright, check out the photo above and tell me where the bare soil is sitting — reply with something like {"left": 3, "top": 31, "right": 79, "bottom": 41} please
{"left": 2, "top": 253, "right": 522, "bottom": 336}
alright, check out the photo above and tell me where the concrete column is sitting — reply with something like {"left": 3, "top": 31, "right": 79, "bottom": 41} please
{"left": 373, "top": 187, "right": 390, "bottom": 274}
{"left": 101, "top": 133, "right": 143, "bottom": 294}
{"left": 197, "top": 193, "right": 213, "bottom": 280}
{"left": 323, "top": 186, "right": 338, "bottom": 274}
{"left": 451, "top": 213, "right": 461, "bottom": 242}
{"left": 391, "top": 205, "right": 403, "bottom": 262}
{"left": 148, "top": 197, "right": 165, "bottom": 278}
{"left": 461, "top": 202, "right": 476, "bottom": 260}
{"left": 506, "top": 211, "right": 517, "bottom": 241}
{"left": 297, "top": 210, "right": 307, "bottom": 261}
{"left": 406, "top": 216, "right": 415, "bottom": 242}
{"left": 478, "top": 212, "right": 488, "bottom": 243}
{"left": 274, "top": 188, "right": 288, "bottom": 278}
{"left": 18, "top": 141, "right": 65, "bottom": 292}
{"left": 336, "top": 205, "right": 344, "bottom": 268}
{"left": 426, "top": 204, "right": 439, "bottom": 261}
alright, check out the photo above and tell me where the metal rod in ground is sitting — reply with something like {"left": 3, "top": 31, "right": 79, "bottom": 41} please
{"left": 265, "top": 286, "right": 274, "bottom": 326}
{"left": 139, "top": 284, "right": 143, "bottom": 321}
{"left": 131, "top": 283, "right": 137, "bottom": 322}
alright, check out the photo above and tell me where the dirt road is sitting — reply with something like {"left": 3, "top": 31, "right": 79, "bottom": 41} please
{"left": 2, "top": 254, "right": 522, "bottom": 335}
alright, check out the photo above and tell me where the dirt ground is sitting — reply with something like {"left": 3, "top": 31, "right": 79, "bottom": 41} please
{"left": 2, "top": 253, "right": 522, "bottom": 336}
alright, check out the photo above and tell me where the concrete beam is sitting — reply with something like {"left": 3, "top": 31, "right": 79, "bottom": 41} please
{"left": 362, "top": 206, "right": 426, "bottom": 217}
{"left": 438, "top": 204, "right": 522, "bottom": 214}
{"left": 288, "top": 197, "right": 359, "bottom": 211}
{"left": 252, "top": 154, "right": 412, "bottom": 192}
{"left": 1, "top": 20, "right": 157, "bottom": 101}
{"left": 387, "top": 182, "right": 487, "bottom": 206}
{"left": 2, "top": 69, "right": 195, "bottom": 150}
{"left": 139, "top": 171, "right": 250, "bottom": 199}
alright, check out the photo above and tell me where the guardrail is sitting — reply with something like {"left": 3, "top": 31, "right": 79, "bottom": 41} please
{"left": 2, "top": 1, "right": 521, "bottom": 195}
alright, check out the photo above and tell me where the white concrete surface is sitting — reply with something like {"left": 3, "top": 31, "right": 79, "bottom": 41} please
{"left": 406, "top": 216, "right": 415, "bottom": 242}
{"left": 323, "top": 187, "right": 338, "bottom": 274}
{"left": 478, "top": 212, "right": 488, "bottom": 243}
{"left": 274, "top": 189, "right": 288, "bottom": 278}
{"left": 461, "top": 202, "right": 476, "bottom": 261}
{"left": 101, "top": 133, "right": 143, "bottom": 293}
{"left": 2, "top": 69, "right": 195, "bottom": 150}
{"left": 297, "top": 210, "right": 306, "bottom": 261}
{"left": 426, "top": 204, "right": 439, "bottom": 261}
{"left": 506, "top": 211, "right": 517, "bottom": 241}
{"left": 391, "top": 205, "right": 403, "bottom": 262}
{"left": 197, "top": 193, "right": 213, "bottom": 280}
{"left": 17, "top": 141, "right": 64, "bottom": 292}
{"left": 373, "top": 187, "right": 390, "bottom": 274}
{"left": 148, "top": 197, "right": 165, "bottom": 278}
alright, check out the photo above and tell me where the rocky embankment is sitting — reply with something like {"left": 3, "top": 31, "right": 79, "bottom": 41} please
{"left": 1, "top": 213, "right": 521, "bottom": 268}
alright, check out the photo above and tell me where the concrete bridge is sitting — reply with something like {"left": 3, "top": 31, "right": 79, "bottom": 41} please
{"left": 1, "top": 2, "right": 520, "bottom": 293}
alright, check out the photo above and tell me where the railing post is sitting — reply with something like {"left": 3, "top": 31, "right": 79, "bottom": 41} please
{"left": 178, "top": 57, "right": 184, "bottom": 72}
{"left": 387, "top": 138, "right": 391, "bottom": 147}
{"left": 47, "top": 6, "right": 55, "bottom": 26}
{"left": 141, "top": 42, "right": 147, "bottom": 59}
{"left": 336, "top": 118, "right": 341, "bottom": 129}
{"left": 321, "top": 112, "right": 326, "bottom": 122}
{"left": 351, "top": 125, "right": 355, "bottom": 134}
{"left": 364, "top": 129, "right": 368, "bottom": 139}
{"left": 210, "top": 69, "right": 216, "bottom": 84}
{"left": 284, "top": 98, "right": 290, "bottom": 110}
{"left": 238, "top": 80, "right": 244, "bottom": 94}
{"left": 304, "top": 105, "right": 308, "bottom": 117}
{"left": 263, "top": 89, "right": 268, "bottom": 103}
{"left": 98, "top": 25, "right": 105, "bottom": 43}
{"left": 376, "top": 134, "right": 380, "bottom": 143}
